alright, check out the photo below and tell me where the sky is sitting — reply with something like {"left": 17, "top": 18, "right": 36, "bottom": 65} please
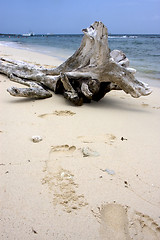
{"left": 0, "top": 0, "right": 160, "bottom": 34}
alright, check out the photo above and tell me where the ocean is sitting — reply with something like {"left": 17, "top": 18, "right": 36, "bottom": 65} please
{"left": 0, "top": 34, "right": 160, "bottom": 80}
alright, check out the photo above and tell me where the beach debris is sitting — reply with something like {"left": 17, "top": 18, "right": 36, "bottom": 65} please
{"left": 0, "top": 22, "right": 152, "bottom": 106}
{"left": 60, "top": 171, "right": 73, "bottom": 179}
{"left": 82, "top": 147, "right": 100, "bottom": 157}
{"left": 32, "top": 135, "right": 42, "bottom": 143}
{"left": 32, "top": 228, "right": 38, "bottom": 234}
{"left": 121, "top": 137, "right": 128, "bottom": 141}
{"left": 124, "top": 180, "right": 129, "bottom": 188}
{"left": 100, "top": 168, "right": 115, "bottom": 175}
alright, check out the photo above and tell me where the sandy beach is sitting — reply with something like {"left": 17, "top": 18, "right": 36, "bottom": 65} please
{"left": 0, "top": 45, "right": 160, "bottom": 240}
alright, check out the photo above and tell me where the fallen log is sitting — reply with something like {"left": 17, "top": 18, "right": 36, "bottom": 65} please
{"left": 0, "top": 21, "right": 152, "bottom": 106}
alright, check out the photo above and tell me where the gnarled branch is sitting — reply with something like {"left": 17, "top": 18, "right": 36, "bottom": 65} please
{"left": 0, "top": 21, "right": 152, "bottom": 105}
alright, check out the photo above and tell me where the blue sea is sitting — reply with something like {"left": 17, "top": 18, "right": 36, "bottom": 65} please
{"left": 0, "top": 34, "right": 160, "bottom": 80}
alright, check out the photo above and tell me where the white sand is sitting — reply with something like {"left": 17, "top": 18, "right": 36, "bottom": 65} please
{"left": 0, "top": 45, "right": 160, "bottom": 240}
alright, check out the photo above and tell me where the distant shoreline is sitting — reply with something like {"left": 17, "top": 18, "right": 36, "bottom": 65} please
{"left": 0, "top": 33, "right": 160, "bottom": 36}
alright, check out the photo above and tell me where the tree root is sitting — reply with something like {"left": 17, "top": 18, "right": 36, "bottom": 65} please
{"left": 0, "top": 21, "right": 152, "bottom": 106}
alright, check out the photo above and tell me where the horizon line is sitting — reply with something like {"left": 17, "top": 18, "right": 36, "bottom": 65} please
{"left": 0, "top": 33, "right": 160, "bottom": 35}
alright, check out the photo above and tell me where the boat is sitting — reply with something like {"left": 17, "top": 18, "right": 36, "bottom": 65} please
{"left": 22, "top": 32, "right": 34, "bottom": 37}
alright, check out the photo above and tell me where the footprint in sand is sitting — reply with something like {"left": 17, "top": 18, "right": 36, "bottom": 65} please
{"left": 77, "top": 136, "right": 94, "bottom": 143}
{"left": 100, "top": 204, "right": 131, "bottom": 240}
{"left": 128, "top": 211, "right": 160, "bottom": 240}
{"left": 54, "top": 110, "right": 76, "bottom": 116}
{"left": 105, "top": 134, "right": 116, "bottom": 145}
{"left": 43, "top": 144, "right": 76, "bottom": 171}
{"left": 153, "top": 106, "right": 160, "bottom": 110}
{"left": 99, "top": 203, "right": 160, "bottom": 240}
{"left": 42, "top": 144, "right": 87, "bottom": 212}
{"left": 38, "top": 110, "right": 76, "bottom": 118}
{"left": 42, "top": 167, "right": 88, "bottom": 213}
{"left": 50, "top": 145, "right": 76, "bottom": 156}
{"left": 142, "top": 103, "right": 149, "bottom": 107}
{"left": 77, "top": 134, "right": 116, "bottom": 145}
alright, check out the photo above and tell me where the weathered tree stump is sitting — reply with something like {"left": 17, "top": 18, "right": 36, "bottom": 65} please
{"left": 0, "top": 21, "right": 152, "bottom": 106}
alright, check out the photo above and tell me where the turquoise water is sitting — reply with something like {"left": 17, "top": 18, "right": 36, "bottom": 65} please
{"left": 0, "top": 34, "right": 160, "bottom": 80}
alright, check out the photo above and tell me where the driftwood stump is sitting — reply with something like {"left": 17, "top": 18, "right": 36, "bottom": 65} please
{"left": 0, "top": 21, "right": 152, "bottom": 106}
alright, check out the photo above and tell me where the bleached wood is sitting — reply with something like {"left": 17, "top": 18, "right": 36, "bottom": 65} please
{"left": 0, "top": 21, "right": 152, "bottom": 105}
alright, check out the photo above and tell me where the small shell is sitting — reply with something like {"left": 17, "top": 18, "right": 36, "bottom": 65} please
{"left": 32, "top": 135, "right": 42, "bottom": 143}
